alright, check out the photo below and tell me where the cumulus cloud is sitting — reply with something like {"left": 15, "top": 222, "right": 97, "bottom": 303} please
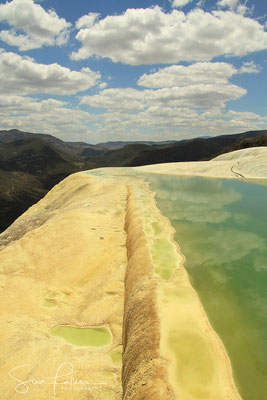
{"left": 236, "top": 4, "right": 250, "bottom": 16}
{"left": 81, "top": 84, "right": 246, "bottom": 112}
{"left": 217, "top": 0, "right": 253, "bottom": 16}
{"left": 78, "top": 54, "right": 257, "bottom": 139}
{"left": 0, "top": 95, "right": 68, "bottom": 113}
{"left": 0, "top": 50, "right": 102, "bottom": 95}
{"left": 227, "top": 110, "right": 262, "bottom": 119}
{"left": 0, "top": 95, "right": 98, "bottom": 141}
{"left": 0, "top": 0, "right": 71, "bottom": 50}
{"left": 225, "top": 110, "right": 266, "bottom": 127}
{"left": 3, "top": 94, "right": 265, "bottom": 143}
{"left": 75, "top": 12, "right": 100, "bottom": 29}
{"left": 138, "top": 62, "right": 238, "bottom": 88}
{"left": 239, "top": 61, "right": 262, "bottom": 73}
{"left": 71, "top": 7, "right": 267, "bottom": 65}
{"left": 81, "top": 88, "right": 146, "bottom": 112}
{"left": 78, "top": 88, "right": 267, "bottom": 141}
{"left": 172, "top": 0, "right": 194, "bottom": 8}
{"left": 217, "top": 0, "right": 239, "bottom": 9}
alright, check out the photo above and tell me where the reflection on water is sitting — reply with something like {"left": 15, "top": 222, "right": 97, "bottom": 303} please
{"left": 144, "top": 174, "right": 267, "bottom": 400}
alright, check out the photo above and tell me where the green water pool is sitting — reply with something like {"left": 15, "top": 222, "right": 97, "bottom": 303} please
{"left": 50, "top": 325, "right": 111, "bottom": 347}
{"left": 144, "top": 174, "right": 267, "bottom": 400}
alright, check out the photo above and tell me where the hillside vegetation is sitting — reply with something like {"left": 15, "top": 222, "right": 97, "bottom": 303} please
{"left": 0, "top": 129, "right": 266, "bottom": 232}
{"left": 0, "top": 136, "right": 97, "bottom": 232}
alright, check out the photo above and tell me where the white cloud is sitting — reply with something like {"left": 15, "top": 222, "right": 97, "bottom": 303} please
{"left": 138, "top": 62, "right": 238, "bottom": 88}
{"left": 81, "top": 61, "right": 246, "bottom": 114}
{"left": 98, "top": 82, "right": 108, "bottom": 89}
{"left": 2, "top": 92, "right": 266, "bottom": 143}
{"left": 78, "top": 79, "right": 249, "bottom": 140}
{"left": 80, "top": 83, "right": 246, "bottom": 112}
{"left": 77, "top": 73, "right": 267, "bottom": 140}
{"left": 0, "top": 50, "right": 102, "bottom": 95}
{"left": 0, "top": 95, "right": 68, "bottom": 113}
{"left": 239, "top": 61, "right": 262, "bottom": 74}
{"left": 71, "top": 7, "right": 267, "bottom": 65}
{"left": 236, "top": 4, "right": 249, "bottom": 16}
{"left": 94, "top": 101, "right": 267, "bottom": 141}
{"left": 0, "top": 0, "right": 71, "bottom": 50}
{"left": 226, "top": 110, "right": 265, "bottom": 125}
{"left": 0, "top": 95, "right": 98, "bottom": 142}
{"left": 78, "top": 53, "right": 260, "bottom": 140}
{"left": 75, "top": 12, "right": 100, "bottom": 29}
{"left": 217, "top": 0, "right": 253, "bottom": 16}
{"left": 80, "top": 88, "right": 146, "bottom": 112}
{"left": 172, "top": 0, "right": 194, "bottom": 8}
{"left": 217, "top": 0, "right": 239, "bottom": 9}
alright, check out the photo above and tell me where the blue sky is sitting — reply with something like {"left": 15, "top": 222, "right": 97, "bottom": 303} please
{"left": 0, "top": 0, "right": 266, "bottom": 143}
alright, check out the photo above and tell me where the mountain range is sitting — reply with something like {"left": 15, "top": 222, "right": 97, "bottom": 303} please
{"left": 0, "top": 128, "right": 266, "bottom": 232}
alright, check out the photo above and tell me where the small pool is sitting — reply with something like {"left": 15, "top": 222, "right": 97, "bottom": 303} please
{"left": 50, "top": 325, "right": 112, "bottom": 347}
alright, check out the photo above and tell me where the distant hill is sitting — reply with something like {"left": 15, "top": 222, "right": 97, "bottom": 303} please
{"left": 0, "top": 128, "right": 266, "bottom": 232}
{"left": 0, "top": 137, "right": 81, "bottom": 176}
{"left": 0, "top": 129, "right": 106, "bottom": 158}
{"left": 95, "top": 140, "right": 178, "bottom": 150}
{"left": 93, "top": 130, "right": 267, "bottom": 167}
{"left": 221, "top": 132, "right": 267, "bottom": 153}
{"left": 0, "top": 129, "right": 177, "bottom": 155}
{"left": 0, "top": 137, "right": 97, "bottom": 232}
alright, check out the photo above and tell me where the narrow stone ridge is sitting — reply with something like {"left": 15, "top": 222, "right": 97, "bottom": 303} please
{"left": 122, "top": 185, "right": 175, "bottom": 400}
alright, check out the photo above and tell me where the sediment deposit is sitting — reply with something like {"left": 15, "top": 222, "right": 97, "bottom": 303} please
{"left": 135, "top": 146, "right": 267, "bottom": 180}
{"left": 122, "top": 185, "right": 175, "bottom": 400}
{"left": 1, "top": 149, "right": 261, "bottom": 399}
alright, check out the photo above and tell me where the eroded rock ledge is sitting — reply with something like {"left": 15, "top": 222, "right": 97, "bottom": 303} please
{"left": 122, "top": 185, "right": 175, "bottom": 400}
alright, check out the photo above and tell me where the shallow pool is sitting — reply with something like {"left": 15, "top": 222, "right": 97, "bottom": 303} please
{"left": 50, "top": 325, "right": 111, "bottom": 347}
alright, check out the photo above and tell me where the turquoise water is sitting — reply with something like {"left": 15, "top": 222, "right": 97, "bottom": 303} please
{"left": 144, "top": 174, "right": 267, "bottom": 400}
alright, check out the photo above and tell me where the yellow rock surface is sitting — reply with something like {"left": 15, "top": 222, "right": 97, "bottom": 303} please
{"left": 1, "top": 152, "right": 259, "bottom": 399}
{"left": 0, "top": 172, "right": 128, "bottom": 399}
